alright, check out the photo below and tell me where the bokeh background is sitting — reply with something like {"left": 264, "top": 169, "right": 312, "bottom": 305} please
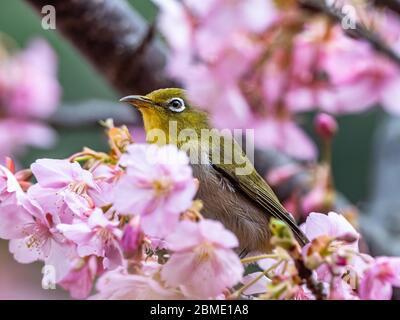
{"left": 0, "top": 0, "right": 388, "bottom": 298}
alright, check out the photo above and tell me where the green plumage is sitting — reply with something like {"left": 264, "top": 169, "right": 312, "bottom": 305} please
{"left": 120, "top": 88, "right": 308, "bottom": 252}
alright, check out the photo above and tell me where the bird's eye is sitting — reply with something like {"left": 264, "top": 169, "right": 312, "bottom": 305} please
{"left": 167, "top": 98, "right": 185, "bottom": 113}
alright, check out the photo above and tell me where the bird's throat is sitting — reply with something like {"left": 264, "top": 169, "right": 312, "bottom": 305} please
{"left": 140, "top": 108, "right": 163, "bottom": 134}
{"left": 140, "top": 109, "right": 209, "bottom": 148}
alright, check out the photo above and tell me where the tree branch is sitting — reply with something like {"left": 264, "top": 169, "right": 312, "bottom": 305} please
{"left": 25, "top": 0, "right": 176, "bottom": 95}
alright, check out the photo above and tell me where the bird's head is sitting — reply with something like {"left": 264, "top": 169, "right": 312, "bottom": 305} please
{"left": 120, "top": 88, "right": 210, "bottom": 145}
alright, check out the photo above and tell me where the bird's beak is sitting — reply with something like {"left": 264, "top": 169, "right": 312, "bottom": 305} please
{"left": 119, "top": 95, "right": 155, "bottom": 109}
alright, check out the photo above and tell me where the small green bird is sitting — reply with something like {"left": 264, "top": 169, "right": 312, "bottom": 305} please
{"left": 120, "top": 88, "right": 308, "bottom": 253}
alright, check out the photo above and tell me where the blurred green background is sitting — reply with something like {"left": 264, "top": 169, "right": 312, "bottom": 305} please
{"left": 0, "top": 0, "right": 384, "bottom": 205}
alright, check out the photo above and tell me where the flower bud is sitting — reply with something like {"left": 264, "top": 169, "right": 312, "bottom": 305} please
{"left": 15, "top": 169, "right": 33, "bottom": 182}
{"left": 269, "top": 218, "right": 297, "bottom": 250}
{"left": 314, "top": 113, "right": 338, "bottom": 140}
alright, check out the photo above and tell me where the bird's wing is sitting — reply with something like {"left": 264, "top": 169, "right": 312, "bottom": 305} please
{"left": 208, "top": 133, "right": 309, "bottom": 246}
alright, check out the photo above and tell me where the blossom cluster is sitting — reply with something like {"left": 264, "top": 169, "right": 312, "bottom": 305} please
{"left": 0, "top": 38, "right": 60, "bottom": 162}
{"left": 154, "top": 0, "right": 400, "bottom": 160}
{"left": 0, "top": 124, "right": 243, "bottom": 299}
{"left": 0, "top": 124, "right": 399, "bottom": 300}
{"left": 242, "top": 212, "right": 400, "bottom": 300}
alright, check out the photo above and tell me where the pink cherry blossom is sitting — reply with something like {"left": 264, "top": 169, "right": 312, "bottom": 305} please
{"left": 153, "top": 0, "right": 400, "bottom": 162}
{"left": 59, "top": 256, "right": 101, "bottom": 299}
{"left": 57, "top": 209, "right": 123, "bottom": 270}
{"left": 87, "top": 163, "right": 121, "bottom": 208}
{"left": 151, "top": 0, "right": 192, "bottom": 53}
{"left": 293, "top": 285, "right": 316, "bottom": 300}
{"left": 301, "top": 185, "right": 328, "bottom": 216}
{"left": 0, "top": 192, "right": 74, "bottom": 281}
{"left": 0, "top": 38, "right": 59, "bottom": 161}
{"left": 154, "top": 0, "right": 322, "bottom": 161}
{"left": 0, "top": 165, "right": 31, "bottom": 239}
{"left": 301, "top": 212, "right": 370, "bottom": 288}
{"left": 301, "top": 212, "right": 360, "bottom": 251}
{"left": 4, "top": 3, "right": 400, "bottom": 299}
{"left": 154, "top": 0, "right": 276, "bottom": 59}
{"left": 91, "top": 263, "right": 184, "bottom": 300}
{"left": 289, "top": 23, "right": 400, "bottom": 115}
{"left": 359, "top": 257, "right": 400, "bottom": 300}
{"left": 148, "top": 235, "right": 168, "bottom": 252}
{"left": 314, "top": 113, "right": 338, "bottom": 140}
{"left": 253, "top": 118, "right": 317, "bottom": 160}
{"left": 29, "top": 159, "right": 99, "bottom": 221}
{"left": 0, "top": 38, "right": 61, "bottom": 119}
{"left": 153, "top": 0, "right": 318, "bottom": 160}
{"left": 121, "top": 216, "right": 143, "bottom": 256}
{"left": 316, "top": 24, "right": 400, "bottom": 115}
{"left": 31, "top": 158, "right": 96, "bottom": 190}
{"left": 0, "top": 119, "right": 56, "bottom": 162}
{"left": 0, "top": 164, "right": 23, "bottom": 201}
{"left": 113, "top": 144, "right": 197, "bottom": 237}
{"left": 329, "top": 278, "right": 358, "bottom": 300}
{"left": 161, "top": 219, "right": 243, "bottom": 299}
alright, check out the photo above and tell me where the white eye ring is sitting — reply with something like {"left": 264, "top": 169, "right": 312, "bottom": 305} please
{"left": 168, "top": 97, "right": 185, "bottom": 113}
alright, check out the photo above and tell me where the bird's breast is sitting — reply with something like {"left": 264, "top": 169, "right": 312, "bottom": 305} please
{"left": 191, "top": 163, "right": 272, "bottom": 253}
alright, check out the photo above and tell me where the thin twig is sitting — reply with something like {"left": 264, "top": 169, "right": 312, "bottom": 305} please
{"left": 294, "top": 257, "right": 326, "bottom": 300}
{"left": 241, "top": 254, "right": 278, "bottom": 264}
{"left": 25, "top": 0, "right": 177, "bottom": 95}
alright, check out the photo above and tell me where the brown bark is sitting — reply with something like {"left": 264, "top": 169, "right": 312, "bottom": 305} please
{"left": 26, "top": 0, "right": 176, "bottom": 95}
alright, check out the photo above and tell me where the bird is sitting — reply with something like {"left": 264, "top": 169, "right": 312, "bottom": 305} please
{"left": 120, "top": 88, "right": 308, "bottom": 254}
